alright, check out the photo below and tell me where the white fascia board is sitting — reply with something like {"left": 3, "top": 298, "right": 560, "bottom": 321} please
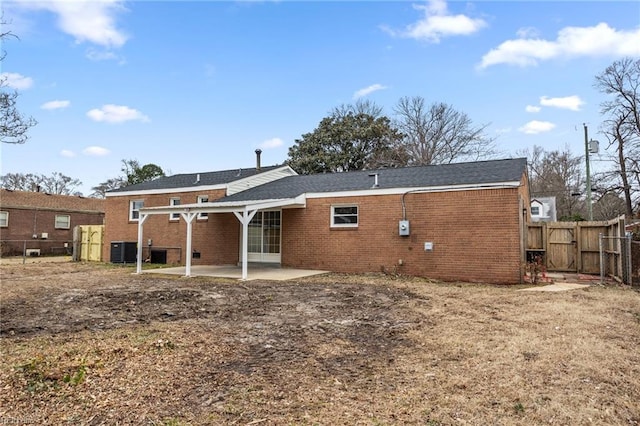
{"left": 230, "top": 165, "right": 297, "bottom": 187}
{"left": 105, "top": 184, "right": 227, "bottom": 198}
{"left": 227, "top": 166, "right": 298, "bottom": 196}
{"left": 139, "top": 195, "right": 306, "bottom": 216}
{"left": 304, "top": 181, "right": 522, "bottom": 199}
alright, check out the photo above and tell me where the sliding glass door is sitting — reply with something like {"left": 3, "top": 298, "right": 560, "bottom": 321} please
{"left": 244, "top": 210, "right": 281, "bottom": 263}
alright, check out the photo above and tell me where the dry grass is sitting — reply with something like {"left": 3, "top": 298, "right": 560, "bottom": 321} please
{"left": 1, "top": 260, "right": 639, "bottom": 425}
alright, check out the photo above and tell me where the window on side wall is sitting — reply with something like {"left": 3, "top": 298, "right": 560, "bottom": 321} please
{"left": 130, "top": 200, "right": 144, "bottom": 221}
{"left": 170, "top": 197, "right": 181, "bottom": 221}
{"left": 531, "top": 206, "right": 540, "bottom": 216}
{"left": 331, "top": 205, "right": 358, "bottom": 228}
{"left": 0, "top": 211, "right": 8, "bottom": 227}
{"left": 55, "top": 214, "right": 71, "bottom": 229}
{"left": 197, "top": 195, "right": 209, "bottom": 219}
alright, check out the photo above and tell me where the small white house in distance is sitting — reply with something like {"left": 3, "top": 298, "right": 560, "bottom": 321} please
{"left": 530, "top": 197, "right": 557, "bottom": 222}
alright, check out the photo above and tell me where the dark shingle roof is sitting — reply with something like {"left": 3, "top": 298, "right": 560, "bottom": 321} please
{"left": 220, "top": 158, "right": 527, "bottom": 202}
{"left": 107, "top": 165, "right": 281, "bottom": 193}
{"left": 0, "top": 189, "right": 105, "bottom": 212}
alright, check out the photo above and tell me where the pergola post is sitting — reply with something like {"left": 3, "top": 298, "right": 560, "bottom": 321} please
{"left": 135, "top": 213, "right": 150, "bottom": 274}
{"left": 233, "top": 208, "right": 258, "bottom": 280}
{"left": 181, "top": 211, "right": 198, "bottom": 277}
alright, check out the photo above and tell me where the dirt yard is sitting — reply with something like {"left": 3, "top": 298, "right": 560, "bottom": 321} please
{"left": 1, "top": 259, "right": 639, "bottom": 425}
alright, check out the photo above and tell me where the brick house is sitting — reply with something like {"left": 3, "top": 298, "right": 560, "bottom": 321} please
{"left": 0, "top": 189, "right": 105, "bottom": 256}
{"left": 104, "top": 157, "right": 530, "bottom": 284}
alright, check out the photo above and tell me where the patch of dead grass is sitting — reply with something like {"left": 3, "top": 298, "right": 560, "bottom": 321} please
{"left": 0, "top": 262, "right": 639, "bottom": 425}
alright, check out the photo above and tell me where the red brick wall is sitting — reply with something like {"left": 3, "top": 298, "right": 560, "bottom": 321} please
{"left": 282, "top": 187, "right": 523, "bottom": 284}
{"left": 1, "top": 207, "right": 104, "bottom": 256}
{"left": 104, "top": 184, "right": 526, "bottom": 284}
{"left": 102, "top": 189, "right": 236, "bottom": 264}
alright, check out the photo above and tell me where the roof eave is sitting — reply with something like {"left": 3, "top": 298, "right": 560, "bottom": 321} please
{"left": 139, "top": 195, "right": 306, "bottom": 215}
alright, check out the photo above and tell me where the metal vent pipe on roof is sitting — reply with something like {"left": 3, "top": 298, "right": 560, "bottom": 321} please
{"left": 368, "top": 173, "right": 379, "bottom": 188}
{"left": 255, "top": 149, "right": 262, "bottom": 171}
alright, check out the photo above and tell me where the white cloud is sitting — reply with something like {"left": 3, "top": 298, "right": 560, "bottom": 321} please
{"left": 41, "top": 100, "right": 71, "bottom": 110}
{"left": 519, "top": 120, "right": 556, "bottom": 134}
{"left": 353, "top": 84, "right": 388, "bottom": 99}
{"left": 480, "top": 23, "right": 640, "bottom": 68}
{"left": 16, "top": 0, "right": 128, "bottom": 48}
{"left": 83, "top": 146, "right": 110, "bottom": 156}
{"left": 86, "top": 48, "right": 123, "bottom": 63}
{"left": 1, "top": 72, "right": 34, "bottom": 90}
{"left": 259, "top": 138, "right": 284, "bottom": 149}
{"left": 516, "top": 27, "right": 540, "bottom": 39}
{"left": 60, "top": 149, "right": 76, "bottom": 158}
{"left": 540, "top": 95, "right": 584, "bottom": 111}
{"left": 87, "top": 104, "right": 150, "bottom": 124}
{"left": 383, "top": 0, "right": 487, "bottom": 43}
{"left": 525, "top": 105, "right": 541, "bottom": 113}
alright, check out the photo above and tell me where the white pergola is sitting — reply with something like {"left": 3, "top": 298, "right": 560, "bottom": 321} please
{"left": 135, "top": 195, "right": 306, "bottom": 280}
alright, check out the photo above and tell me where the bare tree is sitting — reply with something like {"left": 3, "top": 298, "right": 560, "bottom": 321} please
{"left": 331, "top": 99, "right": 384, "bottom": 120}
{"left": 0, "top": 172, "right": 39, "bottom": 191}
{"left": 1, "top": 172, "right": 82, "bottom": 195}
{"left": 592, "top": 192, "right": 627, "bottom": 221}
{"left": 38, "top": 172, "right": 82, "bottom": 195}
{"left": 393, "top": 96, "right": 497, "bottom": 165}
{"left": 0, "top": 15, "right": 37, "bottom": 144}
{"left": 90, "top": 159, "right": 165, "bottom": 197}
{"left": 594, "top": 57, "right": 640, "bottom": 217}
{"left": 90, "top": 177, "right": 126, "bottom": 198}
{"left": 524, "top": 145, "right": 586, "bottom": 221}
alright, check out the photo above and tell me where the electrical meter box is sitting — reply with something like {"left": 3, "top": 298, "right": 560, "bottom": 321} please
{"left": 399, "top": 220, "right": 410, "bottom": 236}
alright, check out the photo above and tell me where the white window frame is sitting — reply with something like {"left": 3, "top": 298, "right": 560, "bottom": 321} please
{"left": 331, "top": 204, "right": 359, "bottom": 228}
{"left": 130, "top": 200, "right": 144, "bottom": 221}
{"left": 0, "top": 211, "right": 8, "bottom": 227}
{"left": 55, "top": 214, "right": 71, "bottom": 229}
{"left": 531, "top": 205, "right": 540, "bottom": 216}
{"left": 197, "top": 195, "right": 209, "bottom": 220}
{"left": 170, "top": 197, "right": 181, "bottom": 221}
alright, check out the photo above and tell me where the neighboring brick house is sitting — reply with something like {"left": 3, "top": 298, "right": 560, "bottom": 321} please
{"left": 0, "top": 189, "right": 105, "bottom": 256}
{"left": 104, "top": 157, "right": 531, "bottom": 284}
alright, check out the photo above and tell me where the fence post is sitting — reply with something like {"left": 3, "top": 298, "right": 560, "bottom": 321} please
{"left": 72, "top": 226, "right": 80, "bottom": 261}
{"left": 625, "top": 232, "right": 632, "bottom": 285}
{"left": 599, "top": 233, "right": 604, "bottom": 284}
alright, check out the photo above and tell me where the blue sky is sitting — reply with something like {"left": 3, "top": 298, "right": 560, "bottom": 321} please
{"left": 1, "top": 0, "right": 639, "bottom": 196}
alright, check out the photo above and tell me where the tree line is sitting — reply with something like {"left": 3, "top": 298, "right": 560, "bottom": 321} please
{"left": 0, "top": 160, "right": 165, "bottom": 198}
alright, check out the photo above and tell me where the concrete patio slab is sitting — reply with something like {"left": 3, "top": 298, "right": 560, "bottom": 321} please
{"left": 141, "top": 264, "right": 329, "bottom": 281}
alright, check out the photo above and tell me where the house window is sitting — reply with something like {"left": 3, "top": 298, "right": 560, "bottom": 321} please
{"left": 170, "top": 197, "right": 181, "bottom": 220}
{"left": 130, "top": 200, "right": 144, "bottom": 221}
{"left": 331, "top": 205, "right": 358, "bottom": 228}
{"left": 197, "top": 195, "right": 208, "bottom": 219}
{"left": 0, "top": 211, "right": 8, "bottom": 227}
{"left": 55, "top": 214, "right": 71, "bottom": 229}
{"left": 531, "top": 206, "right": 540, "bottom": 216}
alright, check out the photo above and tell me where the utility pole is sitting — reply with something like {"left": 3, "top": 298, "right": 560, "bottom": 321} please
{"left": 583, "top": 123, "right": 593, "bottom": 221}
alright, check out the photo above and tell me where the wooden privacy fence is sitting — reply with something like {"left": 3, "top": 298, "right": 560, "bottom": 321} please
{"left": 526, "top": 216, "right": 626, "bottom": 275}
{"left": 73, "top": 225, "right": 104, "bottom": 262}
